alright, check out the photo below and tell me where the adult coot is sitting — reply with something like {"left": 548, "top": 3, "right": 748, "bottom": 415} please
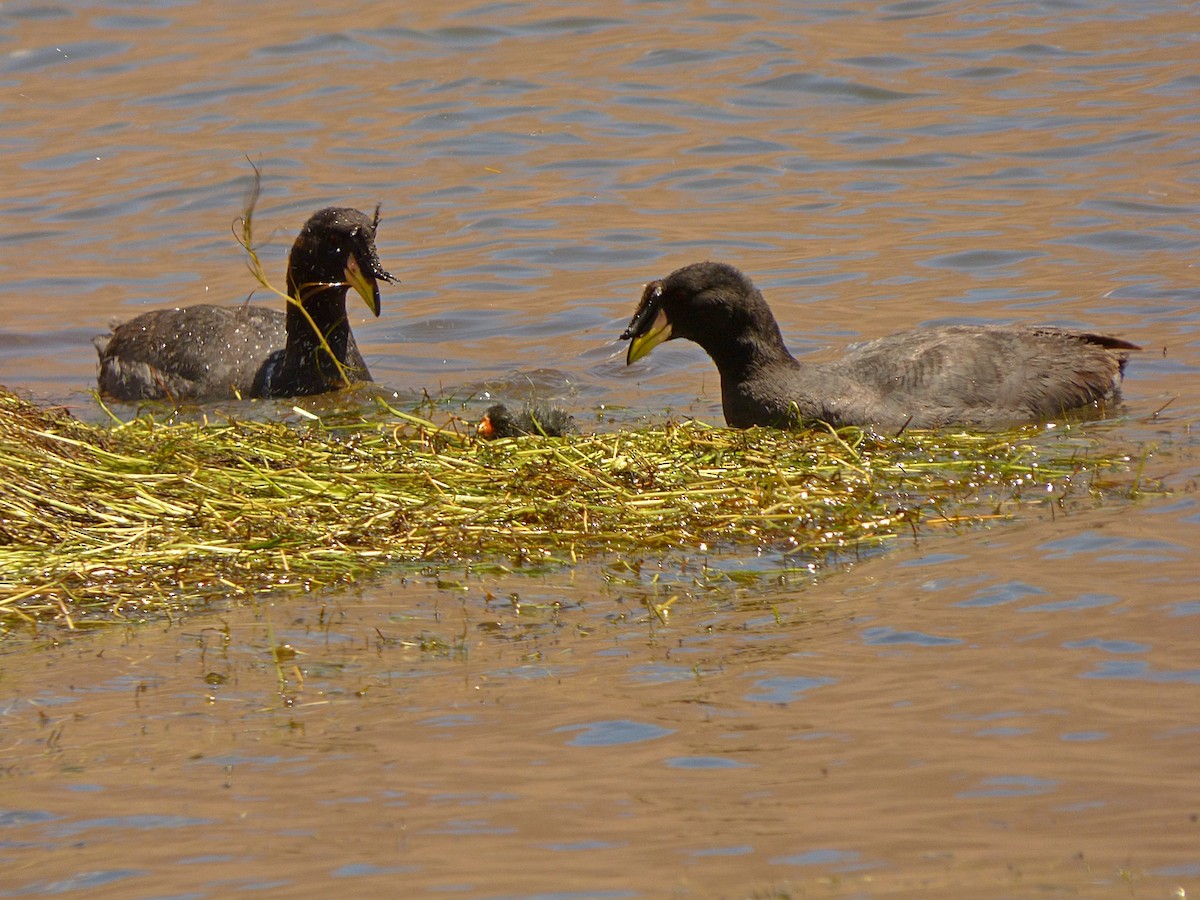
{"left": 477, "top": 403, "right": 575, "bottom": 439}
{"left": 95, "top": 207, "right": 396, "bottom": 402}
{"left": 621, "top": 261, "right": 1138, "bottom": 430}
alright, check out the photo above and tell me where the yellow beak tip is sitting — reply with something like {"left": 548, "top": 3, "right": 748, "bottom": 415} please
{"left": 625, "top": 319, "right": 671, "bottom": 366}
{"left": 345, "top": 258, "right": 381, "bottom": 317}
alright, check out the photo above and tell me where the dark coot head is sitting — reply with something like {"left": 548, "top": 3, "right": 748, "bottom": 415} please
{"left": 477, "top": 404, "right": 517, "bottom": 439}
{"left": 621, "top": 261, "right": 784, "bottom": 365}
{"left": 286, "top": 206, "right": 398, "bottom": 317}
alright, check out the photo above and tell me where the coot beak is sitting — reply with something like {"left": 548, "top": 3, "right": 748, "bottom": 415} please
{"left": 622, "top": 282, "right": 672, "bottom": 365}
{"left": 477, "top": 411, "right": 496, "bottom": 438}
{"left": 343, "top": 252, "right": 395, "bottom": 318}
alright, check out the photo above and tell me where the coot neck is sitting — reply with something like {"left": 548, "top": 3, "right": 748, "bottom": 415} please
{"left": 697, "top": 313, "right": 800, "bottom": 382}
{"left": 282, "top": 278, "right": 355, "bottom": 388}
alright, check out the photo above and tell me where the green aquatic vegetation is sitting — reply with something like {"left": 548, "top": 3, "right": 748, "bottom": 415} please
{"left": 0, "top": 388, "right": 1146, "bottom": 631}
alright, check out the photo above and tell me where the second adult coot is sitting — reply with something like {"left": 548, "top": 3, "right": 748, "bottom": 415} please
{"left": 95, "top": 207, "right": 396, "bottom": 402}
{"left": 622, "top": 261, "right": 1138, "bottom": 430}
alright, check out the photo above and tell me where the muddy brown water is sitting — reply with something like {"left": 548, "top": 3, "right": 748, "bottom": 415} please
{"left": 2, "top": 1, "right": 1200, "bottom": 897}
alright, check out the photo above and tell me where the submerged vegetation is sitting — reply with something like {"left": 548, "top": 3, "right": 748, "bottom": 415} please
{"left": 0, "top": 386, "right": 1148, "bottom": 631}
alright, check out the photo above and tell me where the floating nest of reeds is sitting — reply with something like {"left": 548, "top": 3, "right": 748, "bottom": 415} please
{"left": 0, "top": 386, "right": 1152, "bottom": 631}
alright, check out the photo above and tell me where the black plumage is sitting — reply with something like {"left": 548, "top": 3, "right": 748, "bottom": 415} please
{"left": 477, "top": 403, "right": 575, "bottom": 439}
{"left": 622, "top": 261, "right": 1138, "bottom": 430}
{"left": 95, "top": 207, "right": 396, "bottom": 402}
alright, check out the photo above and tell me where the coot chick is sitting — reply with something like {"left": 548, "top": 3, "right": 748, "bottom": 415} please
{"left": 621, "top": 261, "right": 1138, "bottom": 430}
{"left": 95, "top": 207, "right": 396, "bottom": 402}
{"left": 477, "top": 403, "right": 575, "bottom": 439}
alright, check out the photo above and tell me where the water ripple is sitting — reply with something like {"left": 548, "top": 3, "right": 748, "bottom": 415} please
{"left": 556, "top": 719, "right": 673, "bottom": 747}
{"left": 745, "top": 675, "right": 836, "bottom": 703}
{"left": 746, "top": 71, "right": 924, "bottom": 103}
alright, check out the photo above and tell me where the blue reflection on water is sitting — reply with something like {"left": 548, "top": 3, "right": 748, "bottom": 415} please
{"left": 1039, "top": 532, "right": 1187, "bottom": 562}
{"left": 954, "top": 580, "right": 1046, "bottom": 608}
{"left": 49, "top": 814, "right": 210, "bottom": 838}
{"left": 957, "top": 775, "right": 1058, "bottom": 798}
{"left": 1063, "top": 638, "right": 1148, "bottom": 654}
{"left": 745, "top": 675, "right": 836, "bottom": 704}
{"left": 1169, "top": 601, "right": 1200, "bottom": 617}
{"left": 555, "top": 719, "right": 673, "bottom": 747}
{"left": 1082, "top": 660, "right": 1200, "bottom": 684}
{"left": 770, "top": 847, "right": 883, "bottom": 872}
{"left": 1152, "top": 863, "right": 1200, "bottom": 877}
{"left": 1061, "top": 731, "right": 1109, "bottom": 742}
{"left": 1022, "top": 593, "right": 1120, "bottom": 613}
{"left": 541, "top": 840, "right": 626, "bottom": 852}
{"left": 331, "top": 862, "right": 420, "bottom": 878}
{"left": 861, "top": 626, "right": 962, "bottom": 647}
{"left": 0, "top": 869, "right": 149, "bottom": 896}
{"left": 664, "top": 756, "right": 751, "bottom": 770}
{"left": 688, "top": 844, "right": 753, "bottom": 857}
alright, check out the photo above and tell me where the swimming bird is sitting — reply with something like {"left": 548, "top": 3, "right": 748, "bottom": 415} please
{"left": 95, "top": 207, "right": 396, "bottom": 402}
{"left": 621, "top": 261, "right": 1137, "bottom": 430}
{"left": 477, "top": 403, "right": 575, "bottom": 439}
